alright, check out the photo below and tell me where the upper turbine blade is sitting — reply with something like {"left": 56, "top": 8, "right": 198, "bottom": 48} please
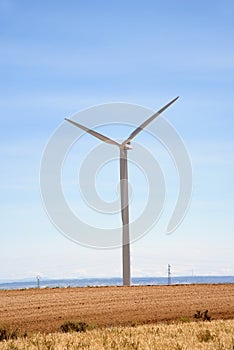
{"left": 65, "top": 118, "right": 121, "bottom": 147}
{"left": 123, "top": 96, "right": 179, "bottom": 145}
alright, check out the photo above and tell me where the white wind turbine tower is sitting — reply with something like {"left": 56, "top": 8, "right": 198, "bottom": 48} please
{"left": 65, "top": 96, "right": 179, "bottom": 286}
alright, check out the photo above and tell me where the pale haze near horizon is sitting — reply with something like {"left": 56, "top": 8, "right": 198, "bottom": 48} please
{"left": 1, "top": 0, "right": 234, "bottom": 281}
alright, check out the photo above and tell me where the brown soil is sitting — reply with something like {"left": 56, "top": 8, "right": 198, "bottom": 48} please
{"left": 0, "top": 284, "right": 233, "bottom": 333}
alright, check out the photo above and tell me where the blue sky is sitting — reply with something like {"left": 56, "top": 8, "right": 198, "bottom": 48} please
{"left": 1, "top": 0, "right": 234, "bottom": 280}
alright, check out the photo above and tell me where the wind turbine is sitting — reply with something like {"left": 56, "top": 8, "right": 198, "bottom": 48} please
{"left": 65, "top": 96, "right": 179, "bottom": 286}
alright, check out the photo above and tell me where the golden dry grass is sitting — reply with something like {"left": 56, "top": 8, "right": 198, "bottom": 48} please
{"left": 0, "top": 320, "right": 234, "bottom": 350}
{"left": 0, "top": 284, "right": 234, "bottom": 333}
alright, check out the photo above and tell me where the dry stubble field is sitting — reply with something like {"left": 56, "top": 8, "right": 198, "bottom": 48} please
{"left": 0, "top": 284, "right": 233, "bottom": 333}
{"left": 1, "top": 320, "right": 234, "bottom": 349}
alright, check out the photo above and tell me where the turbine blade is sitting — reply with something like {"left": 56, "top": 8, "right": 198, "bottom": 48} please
{"left": 120, "top": 158, "right": 129, "bottom": 226}
{"left": 65, "top": 118, "right": 121, "bottom": 147}
{"left": 123, "top": 96, "right": 179, "bottom": 144}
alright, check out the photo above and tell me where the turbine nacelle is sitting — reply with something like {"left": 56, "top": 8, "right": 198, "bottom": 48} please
{"left": 121, "top": 141, "right": 132, "bottom": 150}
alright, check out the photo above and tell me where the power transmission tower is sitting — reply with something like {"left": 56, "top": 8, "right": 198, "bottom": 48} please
{"left": 168, "top": 264, "right": 171, "bottom": 285}
{"left": 36, "top": 275, "right": 40, "bottom": 289}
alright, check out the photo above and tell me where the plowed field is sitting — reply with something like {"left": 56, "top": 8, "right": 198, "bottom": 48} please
{"left": 0, "top": 284, "right": 233, "bottom": 333}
